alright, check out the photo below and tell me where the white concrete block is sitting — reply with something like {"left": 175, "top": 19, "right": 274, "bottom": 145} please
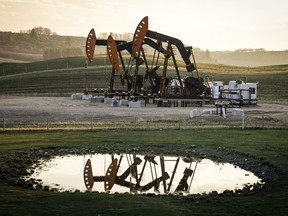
{"left": 91, "top": 96, "right": 105, "bottom": 103}
{"left": 71, "top": 93, "right": 84, "bottom": 100}
{"left": 119, "top": 99, "right": 129, "bottom": 106}
{"left": 129, "top": 101, "right": 141, "bottom": 108}
{"left": 82, "top": 94, "right": 93, "bottom": 100}
{"left": 112, "top": 99, "right": 118, "bottom": 107}
{"left": 104, "top": 97, "right": 114, "bottom": 104}
{"left": 189, "top": 109, "right": 201, "bottom": 118}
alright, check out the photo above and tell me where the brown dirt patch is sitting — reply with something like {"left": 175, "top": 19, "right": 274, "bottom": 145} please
{"left": 0, "top": 96, "right": 287, "bottom": 127}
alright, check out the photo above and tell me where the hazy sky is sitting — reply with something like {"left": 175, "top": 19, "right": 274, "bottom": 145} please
{"left": 1, "top": 0, "right": 288, "bottom": 51}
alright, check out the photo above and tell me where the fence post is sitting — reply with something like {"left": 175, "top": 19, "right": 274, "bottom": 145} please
{"left": 241, "top": 112, "right": 245, "bottom": 129}
{"left": 47, "top": 119, "right": 49, "bottom": 131}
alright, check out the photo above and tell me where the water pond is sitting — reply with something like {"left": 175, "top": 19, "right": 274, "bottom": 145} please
{"left": 25, "top": 153, "right": 262, "bottom": 195}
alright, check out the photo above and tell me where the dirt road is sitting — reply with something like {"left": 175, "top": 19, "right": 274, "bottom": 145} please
{"left": 0, "top": 96, "right": 287, "bottom": 126}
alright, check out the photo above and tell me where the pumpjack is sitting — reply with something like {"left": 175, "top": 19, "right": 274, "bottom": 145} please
{"left": 83, "top": 154, "right": 199, "bottom": 194}
{"left": 85, "top": 16, "right": 209, "bottom": 99}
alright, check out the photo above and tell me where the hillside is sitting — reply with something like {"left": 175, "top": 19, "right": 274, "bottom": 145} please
{"left": 0, "top": 31, "right": 86, "bottom": 62}
{"left": 1, "top": 31, "right": 288, "bottom": 66}
{"left": 207, "top": 50, "right": 288, "bottom": 67}
{"left": 0, "top": 57, "right": 287, "bottom": 104}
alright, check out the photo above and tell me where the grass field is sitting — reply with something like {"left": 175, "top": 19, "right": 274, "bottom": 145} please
{"left": 0, "top": 128, "right": 288, "bottom": 216}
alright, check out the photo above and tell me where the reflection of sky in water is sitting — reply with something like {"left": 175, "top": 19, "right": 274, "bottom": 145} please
{"left": 28, "top": 154, "right": 261, "bottom": 194}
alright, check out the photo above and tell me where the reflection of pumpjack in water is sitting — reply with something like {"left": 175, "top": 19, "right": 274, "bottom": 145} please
{"left": 83, "top": 155, "right": 198, "bottom": 194}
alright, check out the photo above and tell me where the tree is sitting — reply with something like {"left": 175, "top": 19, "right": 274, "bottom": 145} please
{"left": 43, "top": 27, "right": 52, "bottom": 36}
{"left": 30, "top": 26, "right": 52, "bottom": 35}
{"left": 98, "top": 32, "right": 108, "bottom": 39}
{"left": 255, "top": 48, "right": 266, "bottom": 52}
{"left": 30, "top": 28, "right": 37, "bottom": 39}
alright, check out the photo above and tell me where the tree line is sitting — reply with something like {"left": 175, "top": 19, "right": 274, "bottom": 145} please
{"left": 20, "top": 26, "right": 57, "bottom": 37}
{"left": 0, "top": 27, "right": 85, "bottom": 60}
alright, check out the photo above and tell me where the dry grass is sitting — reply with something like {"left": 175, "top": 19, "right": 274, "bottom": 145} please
{"left": 1, "top": 114, "right": 286, "bottom": 131}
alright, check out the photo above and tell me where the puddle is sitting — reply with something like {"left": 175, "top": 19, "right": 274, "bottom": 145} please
{"left": 25, "top": 154, "right": 262, "bottom": 195}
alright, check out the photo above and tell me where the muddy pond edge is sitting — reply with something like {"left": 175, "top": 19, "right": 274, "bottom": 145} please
{"left": 1, "top": 143, "right": 287, "bottom": 198}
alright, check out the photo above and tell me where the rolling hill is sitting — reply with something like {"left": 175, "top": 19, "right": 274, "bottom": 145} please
{"left": 1, "top": 31, "right": 288, "bottom": 67}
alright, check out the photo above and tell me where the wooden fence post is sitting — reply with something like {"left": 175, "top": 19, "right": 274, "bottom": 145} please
{"left": 47, "top": 119, "right": 49, "bottom": 131}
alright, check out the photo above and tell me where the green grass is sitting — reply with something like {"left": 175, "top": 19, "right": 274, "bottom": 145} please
{"left": 1, "top": 186, "right": 287, "bottom": 216}
{"left": 1, "top": 129, "right": 287, "bottom": 169}
{"left": 0, "top": 56, "right": 106, "bottom": 76}
{"left": 0, "top": 128, "right": 288, "bottom": 216}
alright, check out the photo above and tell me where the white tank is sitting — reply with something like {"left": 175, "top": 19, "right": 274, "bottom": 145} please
{"left": 210, "top": 81, "right": 223, "bottom": 99}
